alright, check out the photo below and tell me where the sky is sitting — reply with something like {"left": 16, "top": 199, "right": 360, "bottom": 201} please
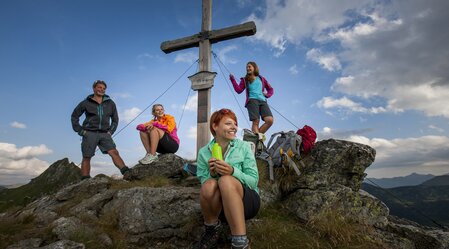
{"left": 1, "top": 0, "right": 449, "bottom": 186}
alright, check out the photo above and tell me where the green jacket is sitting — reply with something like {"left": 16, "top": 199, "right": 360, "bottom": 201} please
{"left": 197, "top": 138, "right": 259, "bottom": 194}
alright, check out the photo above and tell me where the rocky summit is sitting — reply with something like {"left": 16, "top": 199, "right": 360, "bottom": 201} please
{"left": 1, "top": 139, "right": 448, "bottom": 249}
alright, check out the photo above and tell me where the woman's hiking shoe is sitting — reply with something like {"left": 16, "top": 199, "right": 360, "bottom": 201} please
{"left": 231, "top": 238, "right": 250, "bottom": 249}
{"left": 139, "top": 153, "right": 158, "bottom": 164}
{"left": 193, "top": 220, "right": 221, "bottom": 249}
{"left": 258, "top": 133, "right": 266, "bottom": 142}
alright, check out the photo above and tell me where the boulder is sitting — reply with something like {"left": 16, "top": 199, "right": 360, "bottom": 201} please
{"left": 69, "top": 189, "right": 116, "bottom": 220}
{"left": 124, "top": 154, "right": 186, "bottom": 181}
{"left": 276, "top": 139, "right": 375, "bottom": 195}
{"left": 285, "top": 186, "right": 389, "bottom": 227}
{"left": 55, "top": 176, "right": 110, "bottom": 201}
{"left": 102, "top": 186, "right": 201, "bottom": 247}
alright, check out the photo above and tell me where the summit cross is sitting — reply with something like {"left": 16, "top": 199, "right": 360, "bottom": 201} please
{"left": 161, "top": 0, "right": 256, "bottom": 156}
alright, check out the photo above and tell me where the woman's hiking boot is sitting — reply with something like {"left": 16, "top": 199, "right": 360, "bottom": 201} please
{"left": 193, "top": 220, "right": 221, "bottom": 249}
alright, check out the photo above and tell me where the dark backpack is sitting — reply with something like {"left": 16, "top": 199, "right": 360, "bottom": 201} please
{"left": 297, "top": 125, "right": 317, "bottom": 154}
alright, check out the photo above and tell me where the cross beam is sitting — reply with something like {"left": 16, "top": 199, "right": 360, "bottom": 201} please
{"left": 160, "top": 0, "right": 257, "bottom": 157}
{"left": 161, "top": 21, "right": 257, "bottom": 54}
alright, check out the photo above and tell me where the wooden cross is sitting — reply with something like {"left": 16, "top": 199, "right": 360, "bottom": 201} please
{"left": 161, "top": 0, "right": 256, "bottom": 156}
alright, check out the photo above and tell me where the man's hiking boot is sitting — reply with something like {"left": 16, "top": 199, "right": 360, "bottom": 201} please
{"left": 193, "top": 220, "right": 221, "bottom": 249}
{"left": 81, "top": 175, "right": 91, "bottom": 180}
{"left": 231, "top": 238, "right": 250, "bottom": 249}
{"left": 139, "top": 153, "right": 158, "bottom": 164}
{"left": 120, "top": 166, "right": 130, "bottom": 175}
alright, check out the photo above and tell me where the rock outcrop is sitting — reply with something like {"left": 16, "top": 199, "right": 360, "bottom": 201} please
{"left": 277, "top": 139, "right": 389, "bottom": 227}
{"left": 2, "top": 140, "right": 448, "bottom": 249}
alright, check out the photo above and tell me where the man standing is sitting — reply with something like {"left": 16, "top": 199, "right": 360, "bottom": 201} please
{"left": 71, "top": 80, "right": 129, "bottom": 179}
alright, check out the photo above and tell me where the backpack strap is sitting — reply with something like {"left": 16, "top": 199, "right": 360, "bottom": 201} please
{"left": 282, "top": 152, "right": 301, "bottom": 176}
{"left": 257, "top": 151, "right": 275, "bottom": 181}
{"left": 290, "top": 133, "right": 302, "bottom": 159}
{"left": 266, "top": 131, "right": 284, "bottom": 149}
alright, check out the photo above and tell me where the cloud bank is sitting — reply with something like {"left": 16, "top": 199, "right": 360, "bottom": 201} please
{"left": 0, "top": 142, "right": 52, "bottom": 185}
{"left": 248, "top": 0, "right": 449, "bottom": 118}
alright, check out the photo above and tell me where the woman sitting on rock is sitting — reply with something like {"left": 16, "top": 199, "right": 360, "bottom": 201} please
{"left": 136, "top": 104, "right": 179, "bottom": 164}
{"left": 194, "top": 108, "right": 260, "bottom": 249}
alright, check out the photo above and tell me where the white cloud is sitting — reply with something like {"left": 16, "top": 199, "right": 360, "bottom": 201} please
{"left": 428, "top": 125, "right": 444, "bottom": 133}
{"left": 183, "top": 94, "right": 198, "bottom": 112}
{"left": 0, "top": 142, "right": 52, "bottom": 185}
{"left": 289, "top": 64, "right": 298, "bottom": 75}
{"left": 322, "top": 127, "right": 332, "bottom": 134}
{"left": 174, "top": 52, "right": 197, "bottom": 64}
{"left": 316, "top": 96, "right": 387, "bottom": 114}
{"left": 343, "top": 135, "right": 449, "bottom": 177}
{"left": 385, "top": 84, "right": 449, "bottom": 118}
{"left": 216, "top": 45, "right": 238, "bottom": 65}
{"left": 137, "top": 53, "right": 162, "bottom": 70}
{"left": 10, "top": 121, "right": 26, "bottom": 129}
{"left": 246, "top": 0, "right": 372, "bottom": 54}
{"left": 0, "top": 143, "right": 52, "bottom": 160}
{"left": 306, "top": 49, "right": 341, "bottom": 72}
{"left": 236, "top": 0, "right": 254, "bottom": 8}
{"left": 120, "top": 107, "right": 142, "bottom": 123}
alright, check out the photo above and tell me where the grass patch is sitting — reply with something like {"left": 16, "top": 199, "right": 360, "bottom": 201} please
{"left": 249, "top": 203, "right": 321, "bottom": 249}
{"left": 96, "top": 210, "right": 127, "bottom": 249}
{"left": 307, "top": 208, "right": 385, "bottom": 249}
{"left": 0, "top": 214, "right": 55, "bottom": 249}
{"left": 248, "top": 203, "right": 387, "bottom": 249}
{"left": 110, "top": 176, "right": 171, "bottom": 190}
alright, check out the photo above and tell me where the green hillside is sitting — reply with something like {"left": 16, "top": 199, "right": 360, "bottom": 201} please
{"left": 362, "top": 183, "right": 449, "bottom": 227}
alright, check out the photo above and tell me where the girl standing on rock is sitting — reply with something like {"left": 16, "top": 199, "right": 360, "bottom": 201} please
{"left": 230, "top": 61, "right": 274, "bottom": 141}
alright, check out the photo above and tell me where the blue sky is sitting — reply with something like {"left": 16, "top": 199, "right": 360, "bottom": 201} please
{"left": 1, "top": 0, "right": 449, "bottom": 185}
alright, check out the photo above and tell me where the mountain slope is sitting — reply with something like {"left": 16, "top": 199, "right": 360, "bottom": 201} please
{"left": 0, "top": 158, "right": 80, "bottom": 212}
{"left": 362, "top": 183, "right": 449, "bottom": 227}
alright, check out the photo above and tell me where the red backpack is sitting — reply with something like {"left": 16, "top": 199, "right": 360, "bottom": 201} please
{"left": 296, "top": 125, "right": 317, "bottom": 154}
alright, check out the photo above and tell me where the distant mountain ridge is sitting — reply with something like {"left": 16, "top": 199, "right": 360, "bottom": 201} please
{"left": 421, "top": 174, "right": 449, "bottom": 186}
{"left": 365, "top": 173, "right": 435, "bottom": 188}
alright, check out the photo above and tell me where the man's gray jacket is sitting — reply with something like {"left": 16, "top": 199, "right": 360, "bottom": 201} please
{"left": 71, "top": 94, "right": 118, "bottom": 135}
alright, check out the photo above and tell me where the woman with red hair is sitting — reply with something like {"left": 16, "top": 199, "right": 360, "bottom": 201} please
{"left": 194, "top": 108, "right": 260, "bottom": 249}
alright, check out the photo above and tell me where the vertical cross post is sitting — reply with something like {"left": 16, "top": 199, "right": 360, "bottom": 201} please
{"left": 196, "top": 0, "right": 213, "bottom": 154}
